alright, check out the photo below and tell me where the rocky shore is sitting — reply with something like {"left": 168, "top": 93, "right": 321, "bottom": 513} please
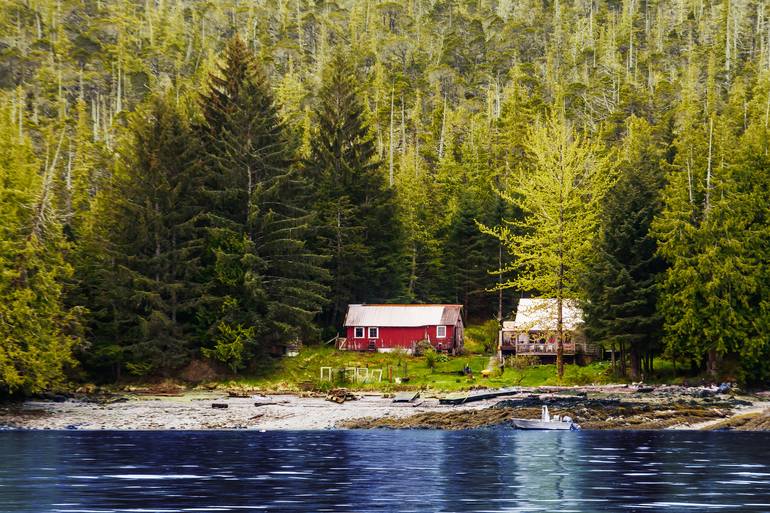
{"left": 1, "top": 384, "right": 768, "bottom": 431}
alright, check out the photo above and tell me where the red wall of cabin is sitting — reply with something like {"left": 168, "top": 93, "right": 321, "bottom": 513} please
{"left": 344, "top": 325, "right": 456, "bottom": 351}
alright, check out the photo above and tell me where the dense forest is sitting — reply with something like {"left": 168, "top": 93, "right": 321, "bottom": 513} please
{"left": 3, "top": 0, "right": 770, "bottom": 392}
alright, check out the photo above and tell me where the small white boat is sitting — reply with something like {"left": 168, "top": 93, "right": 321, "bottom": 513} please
{"left": 512, "top": 406, "right": 580, "bottom": 431}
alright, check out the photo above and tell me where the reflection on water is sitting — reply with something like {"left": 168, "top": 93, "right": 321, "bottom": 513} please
{"left": 2, "top": 429, "right": 770, "bottom": 512}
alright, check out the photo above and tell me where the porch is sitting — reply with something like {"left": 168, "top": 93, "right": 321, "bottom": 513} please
{"left": 512, "top": 340, "right": 580, "bottom": 356}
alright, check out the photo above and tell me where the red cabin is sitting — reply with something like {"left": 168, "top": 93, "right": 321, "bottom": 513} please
{"left": 341, "top": 304, "right": 464, "bottom": 354}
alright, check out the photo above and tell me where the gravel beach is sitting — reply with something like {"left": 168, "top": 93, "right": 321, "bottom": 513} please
{"left": 2, "top": 386, "right": 768, "bottom": 431}
{"left": 0, "top": 392, "right": 484, "bottom": 430}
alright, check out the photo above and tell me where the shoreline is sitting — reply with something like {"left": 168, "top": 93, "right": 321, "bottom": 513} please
{"left": 2, "top": 385, "right": 768, "bottom": 432}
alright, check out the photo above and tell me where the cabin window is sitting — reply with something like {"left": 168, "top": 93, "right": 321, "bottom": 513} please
{"left": 354, "top": 327, "right": 365, "bottom": 338}
{"left": 368, "top": 327, "right": 379, "bottom": 338}
{"left": 436, "top": 325, "right": 447, "bottom": 338}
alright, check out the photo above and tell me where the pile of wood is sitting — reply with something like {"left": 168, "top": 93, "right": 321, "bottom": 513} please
{"left": 326, "top": 388, "right": 357, "bottom": 404}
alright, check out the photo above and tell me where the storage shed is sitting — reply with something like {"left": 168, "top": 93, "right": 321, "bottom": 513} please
{"left": 341, "top": 304, "right": 464, "bottom": 354}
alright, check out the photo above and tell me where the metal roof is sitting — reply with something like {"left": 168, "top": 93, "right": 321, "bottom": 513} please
{"left": 503, "top": 298, "right": 584, "bottom": 332}
{"left": 344, "top": 304, "right": 463, "bottom": 327}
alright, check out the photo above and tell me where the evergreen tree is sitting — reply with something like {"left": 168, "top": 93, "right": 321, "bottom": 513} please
{"left": 445, "top": 190, "right": 499, "bottom": 319}
{"left": 79, "top": 95, "right": 200, "bottom": 378}
{"left": 583, "top": 117, "right": 666, "bottom": 380}
{"left": 656, "top": 110, "right": 770, "bottom": 381}
{"left": 306, "top": 50, "right": 405, "bottom": 330}
{"left": 0, "top": 109, "right": 80, "bottom": 395}
{"left": 197, "top": 36, "right": 327, "bottom": 367}
{"left": 481, "top": 111, "right": 617, "bottom": 379}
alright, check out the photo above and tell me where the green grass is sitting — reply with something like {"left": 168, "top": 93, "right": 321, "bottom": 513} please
{"left": 463, "top": 320, "right": 499, "bottom": 354}
{"left": 216, "top": 345, "right": 619, "bottom": 392}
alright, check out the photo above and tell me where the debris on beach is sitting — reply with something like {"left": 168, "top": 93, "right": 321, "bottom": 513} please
{"left": 393, "top": 391, "right": 420, "bottom": 403}
{"left": 227, "top": 390, "right": 252, "bottom": 398}
{"left": 325, "top": 388, "right": 356, "bottom": 404}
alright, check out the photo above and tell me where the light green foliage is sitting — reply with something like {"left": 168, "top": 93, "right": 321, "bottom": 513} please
{"left": 424, "top": 349, "right": 438, "bottom": 371}
{"left": 493, "top": 112, "right": 617, "bottom": 297}
{"left": 203, "top": 322, "right": 255, "bottom": 374}
{"left": 0, "top": 102, "right": 80, "bottom": 395}
{"left": 482, "top": 112, "right": 617, "bottom": 378}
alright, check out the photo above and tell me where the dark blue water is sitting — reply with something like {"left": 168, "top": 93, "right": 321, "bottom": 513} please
{"left": 1, "top": 430, "right": 770, "bottom": 512}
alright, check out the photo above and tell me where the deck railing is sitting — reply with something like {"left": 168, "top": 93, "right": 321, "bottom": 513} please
{"left": 513, "top": 341, "right": 578, "bottom": 355}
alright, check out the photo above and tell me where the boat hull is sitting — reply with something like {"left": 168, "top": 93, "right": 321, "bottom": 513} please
{"left": 512, "top": 419, "right": 578, "bottom": 430}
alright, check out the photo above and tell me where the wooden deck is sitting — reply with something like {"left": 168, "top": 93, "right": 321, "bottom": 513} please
{"left": 504, "top": 341, "right": 580, "bottom": 356}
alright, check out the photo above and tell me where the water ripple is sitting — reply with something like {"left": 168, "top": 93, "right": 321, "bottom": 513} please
{"left": 1, "top": 430, "right": 770, "bottom": 512}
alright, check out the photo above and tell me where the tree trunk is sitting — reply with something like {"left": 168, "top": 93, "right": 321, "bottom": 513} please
{"left": 497, "top": 243, "right": 503, "bottom": 324}
{"left": 171, "top": 232, "right": 177, "bottom": 324}
{"left": 332, "top": 209, "right": 343, "bottom": 327}
{"left": 557, "top": 296, "right": 564, "bottom": 379}
{"left": 704, "top": 117, "right": 713, "bottom": 214}
{"left": 630, "top": 347, "right": 641, "bottom": 381}
{"left": 619, "top": 342, "right": 627, "bottom": 377}
{"left": 438, "top": 95, "right": 447, "bottom": 159}
{"left": 708, "top": 348, "right": 718, "bottom": 378}
{"left": 388, "top": 86, "right": 394, "bottom": 187}
{"left": 408, "top": 243, "right": 417, "bottom": 296}
{"left": 611, "top": 343, "right": 616, "bottom": 376}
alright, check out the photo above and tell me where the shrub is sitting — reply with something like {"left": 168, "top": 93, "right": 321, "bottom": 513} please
{"left": 202, "top": 322, "right": 254, "bottom": 373}
{"left": 424, "top": 349, "right": 438, "bottom": 371}
{"left": 506, "top": 355, "right": 539, "bottom": 370}
{"left": 414, "top": 340, "right": 433, "bottom": 356}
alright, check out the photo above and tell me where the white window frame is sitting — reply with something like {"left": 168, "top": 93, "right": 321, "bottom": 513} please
{"left": 436, "top": 325, "right": 447, "bottom": 338}
{"left": 354, "top": 327, "right": 365, "bottom": 338}
{"left": 368, "top": 327, "right": 379, "bottom": 339}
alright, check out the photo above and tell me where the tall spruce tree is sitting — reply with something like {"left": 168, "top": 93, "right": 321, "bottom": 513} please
{"left": 583, "top": 117, "right": 666, "bottom": 380}
{"left": 306, "top": 51, "right": 405, "bottom": 330}
{"left": 656, "top": 111, "right": 770, "bottom": 382}
{"left": 79, "top": 95, "right": 200, "bottom": 378}
{"left": 197, "top": 36, "right": 327, "bottom": 368}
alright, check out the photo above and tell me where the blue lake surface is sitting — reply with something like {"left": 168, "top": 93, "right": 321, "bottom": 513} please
{"left": 1, "top": 429, "right": 770, "bottom": 512}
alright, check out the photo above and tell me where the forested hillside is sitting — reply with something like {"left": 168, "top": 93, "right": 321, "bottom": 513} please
{"left": 3, "top": 0, "right": 770, "bottom": 391}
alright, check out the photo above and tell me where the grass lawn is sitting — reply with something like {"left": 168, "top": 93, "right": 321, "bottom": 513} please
{"left": 220, "top": 345, "right": 619, "bottom": 392}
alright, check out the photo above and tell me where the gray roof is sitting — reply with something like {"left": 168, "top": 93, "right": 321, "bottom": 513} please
{"left": 502, "top": 298, "right": 583, "bottom": 332}
{"left": 344, "top": 304, "right": 463, "bottom": 327}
